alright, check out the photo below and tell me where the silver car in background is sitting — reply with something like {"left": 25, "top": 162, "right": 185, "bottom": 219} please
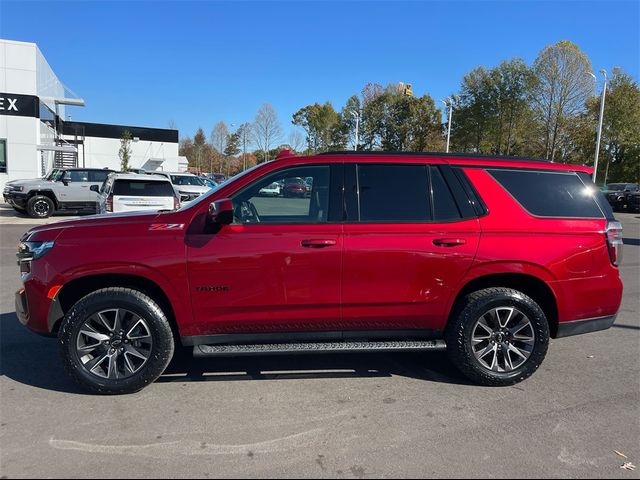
{"left": 153, "top": 172, "right": 211, "bottom": 204}
{"left": 94, "top": 173, "right": 179, "bottom": 213}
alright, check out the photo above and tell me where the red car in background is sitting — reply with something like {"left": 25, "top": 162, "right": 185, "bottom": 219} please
{"left": 283, "top": 177, "right": 308, "bottom": 197}
{"left": 15, "top": 151, "right": 623, "bottom": 394}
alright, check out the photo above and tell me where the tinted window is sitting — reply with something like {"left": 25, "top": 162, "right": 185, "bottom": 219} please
{"left": 89, "top": 170, "right": 111, "bottom": 183}
{"left": 171, "top": 175, "right": 203, "bottom": 186}
{"left": 69, "top": 170, "right": 90, "bottom": 182}
{"left": 232, "top": 166, "right": 330, "bottom": 224}
{"left": 578, "top": 172, "right": 615, "bottom": 220}
{"left": 430, "top": 167, "right": 461, "bottom": 221}
{"left": 113, "top": 180, "right": 175, "bottom": 197}
{"left": 358, "top": 164, "right": 430, "bottom": 222}
{"left": 489, "top": 170, "right": 603, "bottom": 218}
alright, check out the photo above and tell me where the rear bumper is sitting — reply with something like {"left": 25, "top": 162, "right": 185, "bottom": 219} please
{"left": 556, "top": 314, "right": 617, "bottom": 338}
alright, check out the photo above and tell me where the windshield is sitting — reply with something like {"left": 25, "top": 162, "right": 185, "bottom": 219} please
{"left": 607, "top": 184, "right": 627, "bottom": 191}
{"left": 44, "top": 169, "right": 65, "bottom": 181}
{"left": 176, "top": 163, "right": 263, "bottom": 212}
{"left": 171, "top": 175, "right": 204, "bottom": 186}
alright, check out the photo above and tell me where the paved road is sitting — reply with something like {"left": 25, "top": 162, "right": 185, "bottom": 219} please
{"left": 1, "top": 213, "right": 638, "bottom": 478}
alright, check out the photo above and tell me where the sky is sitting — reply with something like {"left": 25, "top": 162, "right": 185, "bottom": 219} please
{"left": 1, "top": 0, "right": 638, "bottom": 141}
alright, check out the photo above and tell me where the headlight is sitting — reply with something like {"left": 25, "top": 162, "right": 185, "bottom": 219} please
{"left": 11, "top": 186, "right": 24, "bottom": 192}
{"left": 17, "top": 241, "right": 55, "bottom": 264}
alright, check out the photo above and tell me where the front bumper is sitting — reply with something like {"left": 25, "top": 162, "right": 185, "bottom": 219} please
{"left": 556, "top": 314, "right": 617, "bottom": 338}
{"left": 15, "top": 288, "right": 29, "bottom": 326}
{"left": 4, "top": 191, "right": 29, "bottom": 209}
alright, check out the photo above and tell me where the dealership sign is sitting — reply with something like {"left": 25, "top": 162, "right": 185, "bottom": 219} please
{"left": 0, "top": 93, "right": 39, "bottom": 118}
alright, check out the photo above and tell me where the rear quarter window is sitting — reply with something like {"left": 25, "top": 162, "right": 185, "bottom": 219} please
{"left": 113, "top": 180, "right": 175, "bottom": 197}
{"left": 488, "top": 169, "right": 603, "bottom": 218}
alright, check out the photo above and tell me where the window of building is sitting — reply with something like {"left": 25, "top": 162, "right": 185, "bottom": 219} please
{"left": 0, "top": 140, "right": 6, "bottom": 173}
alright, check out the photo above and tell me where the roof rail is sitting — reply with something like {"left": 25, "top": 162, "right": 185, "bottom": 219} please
{"left": 317, "top": 150, "right": 553, "bottom": 163}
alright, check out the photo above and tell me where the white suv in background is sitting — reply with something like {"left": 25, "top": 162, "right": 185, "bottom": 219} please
{"left": 94, "top": 173, "right": 179, "bottom": 213}
{"left": 153, "top": 172, "right": 210, "bottom": 204}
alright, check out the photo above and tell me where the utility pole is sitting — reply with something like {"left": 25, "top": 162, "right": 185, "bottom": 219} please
{"left": 351, "top": 110, "right": 360, "bottom": 151}
{"left": 441, "top": 98, "right": 453, "bottom": 153}
{"left": 593, "top": 69, "right": 607, "bottom": 183}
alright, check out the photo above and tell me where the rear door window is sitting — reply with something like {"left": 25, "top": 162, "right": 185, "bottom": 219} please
{"left": 89, "top": 170, "right": 111, "bottom": 183}
{"left": 430, "top": 166, "right": 462, "bottom": 221}
{"left": 489, "top": 169, "right": 603, "bottom": 218}
{"left": 69, "top": 170, "right": 90, "bottom": 182}
{"left": 113, "top": 180, "right": 175, "bottom": 197}
{"left": 357, "top": 164, "right": 431, "bottom": 222}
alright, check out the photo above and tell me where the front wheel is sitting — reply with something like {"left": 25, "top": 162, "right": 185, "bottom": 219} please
{"left": 445, "top": 287, "right": 549, "bottom": 386}
{"left": 27, "top": 195, "right": 54, "bottom": 218}
{"left": 59, "top": 288, "right": 175, "bottom": 394}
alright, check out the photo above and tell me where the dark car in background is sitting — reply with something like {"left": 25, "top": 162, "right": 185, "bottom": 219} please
{"left": 605, "top": 183, "right": 639, "bottom": 211}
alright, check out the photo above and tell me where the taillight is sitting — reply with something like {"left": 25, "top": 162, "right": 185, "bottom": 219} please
{"left": 106, "top": 194, "right": 113, "bottom": 212}
{"left": 606, "top": 221, "right": 623, "bottom": 266}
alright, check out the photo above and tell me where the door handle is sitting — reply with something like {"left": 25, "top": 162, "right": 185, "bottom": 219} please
{"left": 433, "top": 238, "right": 466, "bottom": 247}
{"left": 301, "top": 239, "right": 337, "bottom": 248}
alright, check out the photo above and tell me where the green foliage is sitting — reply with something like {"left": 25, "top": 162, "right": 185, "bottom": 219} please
{"left": 118, "top": 130, "right": 132, "bottom": 171}
{"left": 292, "top": 102, "right": 347, "bottom": 152}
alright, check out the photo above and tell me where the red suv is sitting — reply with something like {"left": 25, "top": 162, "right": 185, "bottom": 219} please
{"left": 15, "top": 152, "right": 623, "bottom": 394}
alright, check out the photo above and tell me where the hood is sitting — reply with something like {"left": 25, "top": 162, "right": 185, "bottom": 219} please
{"left": 24, "top": 210, "right": 168, "bottom": 241}
{"left": 6, "top": 178, "right": 56, "bottom": 188}
{"left": 174, "top": 185, "right": 209, "bottom": 194}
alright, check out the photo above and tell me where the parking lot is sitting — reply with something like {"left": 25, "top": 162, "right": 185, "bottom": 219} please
{"left": 0, "top": 209, "right": 638, "bottom": 478}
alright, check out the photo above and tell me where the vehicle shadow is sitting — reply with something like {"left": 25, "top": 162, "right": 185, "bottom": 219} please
{"left": 0, "top": 311, "right": 472, "bottom": 395}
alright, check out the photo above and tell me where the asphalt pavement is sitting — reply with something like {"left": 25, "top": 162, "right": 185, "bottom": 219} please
{"left": 0, "top": 211, "right": 638, "bottom": 478}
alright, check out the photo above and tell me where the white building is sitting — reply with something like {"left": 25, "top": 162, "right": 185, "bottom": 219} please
{"left": 0, "top": 39, "right": 187, "bottom": 193}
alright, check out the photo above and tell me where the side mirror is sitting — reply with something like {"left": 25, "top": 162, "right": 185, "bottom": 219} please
{"left": 62, "top": 180, "right": 69, "bottom": 186}
{"left": 208, "top": 198, "right": 234, "bottom": 225}
{"left": 90, "top": 185, "right": 100, "bottom": 193}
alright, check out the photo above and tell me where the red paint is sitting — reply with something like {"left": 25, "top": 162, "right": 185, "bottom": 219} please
{"left": 18, "top": 154, "right": 622, "bottom": 340}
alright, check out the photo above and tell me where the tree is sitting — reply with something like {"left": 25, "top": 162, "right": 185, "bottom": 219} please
{"left": 340, "top": 95, "right": 362, "bottom": 150}
{"left": 292, "top": 102, "right": 346, "bottom": 152}
{"left": 450, "top": 59, "right": 535, "bottom": 155}
{"left": 531, "top": 40, "right": 593, "bottom": 161}
{"left": 210, "top": 121, "right": 229, "bottom": 173}
{"left": 236, "top": 123, "right": 253, "bottom": 171}
{"left": 224, "top": 131, "right": 241, "bottom": 176}
{"left": 119, "top": 129, "right": 132, "bottom": 171}
{"left": 595, "top": 69, "right": 640, "bottom": 183}
{"left": 253, "top": 103, "right": 282, "bottom": 162}
{"left": 288, "top": 130, "right": 306, "bottom": 153}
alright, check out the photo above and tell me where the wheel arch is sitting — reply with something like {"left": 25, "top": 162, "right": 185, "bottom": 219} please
{"left": 448, "top": 272, "right": 559, "bottom": 338}
{"left": 53, "top": 273, "right": 183, "bottom": 345}
{"left": 27, "top": 189, "right": 59, "bottom": 208}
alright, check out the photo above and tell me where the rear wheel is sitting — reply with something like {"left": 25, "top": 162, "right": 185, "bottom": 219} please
{"left": 445, "top": 287, "right": 549, "bottom": 386}
{"left": 59, "top": 288, "right": 174, "bottom": 394}
{"left": 27, "top": 195, "right": 54, "bottom": 218}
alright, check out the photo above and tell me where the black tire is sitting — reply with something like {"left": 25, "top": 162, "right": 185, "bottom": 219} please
{"left": 27, "top": 195, "right": 54, "bottom": 218}
{"left": 445, "top": 287, "right": 549, "bottom": 386}
{"left": 59, "top": 287, "right": 174, "bottom": 395}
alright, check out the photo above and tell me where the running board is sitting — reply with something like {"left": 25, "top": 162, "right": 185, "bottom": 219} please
{"left": 193, "top": 340, "right": 447, "bottom": 357}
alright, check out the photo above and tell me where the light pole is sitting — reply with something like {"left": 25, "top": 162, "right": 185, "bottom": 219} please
{"left": 593, "top": 69, "right": 607, "bottom": 183}
{"left": 441, "top": 98, "right": 453, "bottom": 153}
{"left": 351, "top": 109, "right": 360, "bottom": 151}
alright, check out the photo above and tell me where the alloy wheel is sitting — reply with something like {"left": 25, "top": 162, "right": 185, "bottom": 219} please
{"left": 471, "top": 307, "right": 535, "bottom": 373}
{"left": 75, "top": 308, "right": 153, "bottom": 380}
